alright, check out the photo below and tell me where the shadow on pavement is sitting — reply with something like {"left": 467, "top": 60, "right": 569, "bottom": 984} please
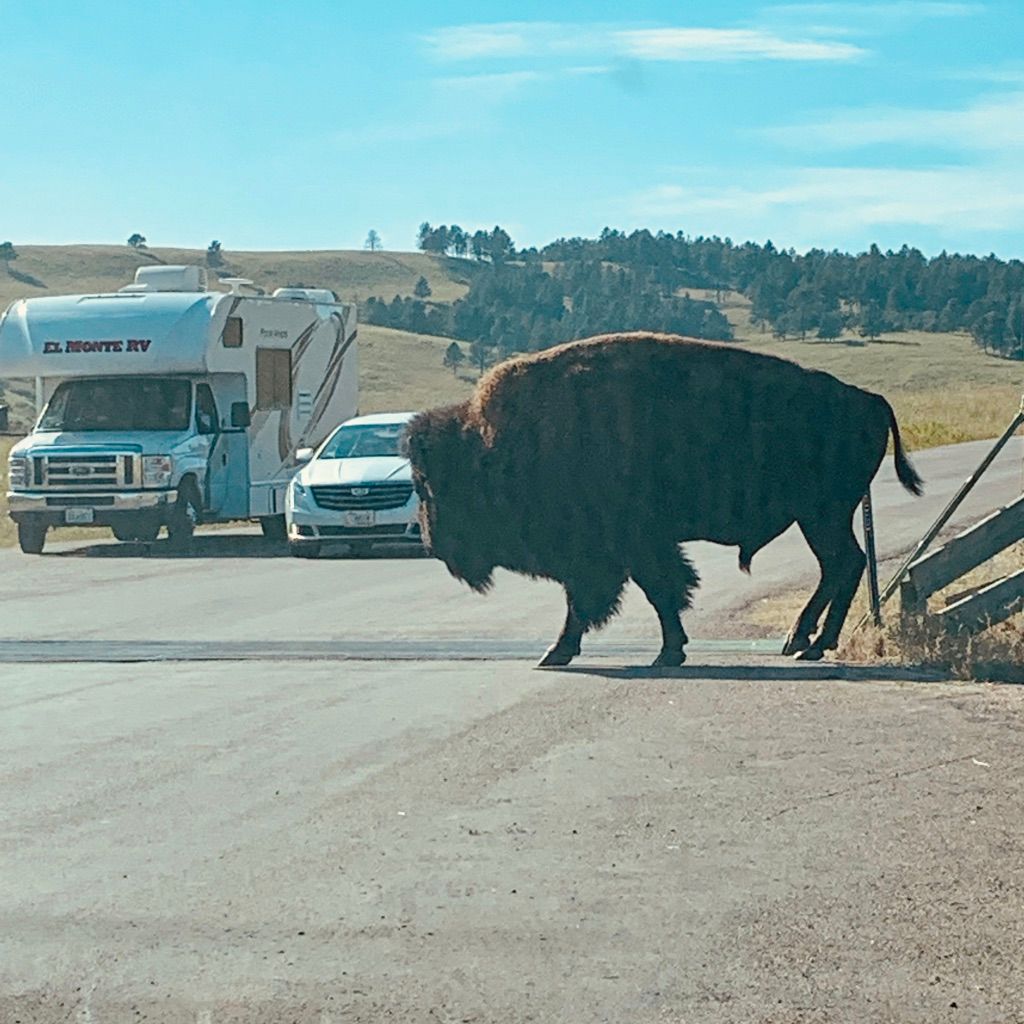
{"left": 48, "top": 535, "right": 430, "bottom": 561}
{"left": 552, "top": 662, "right": 955, "bottom": 683}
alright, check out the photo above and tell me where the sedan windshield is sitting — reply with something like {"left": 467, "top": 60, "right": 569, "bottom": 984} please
{"left": 39, "top": 378, "right": 192, "bottom": 432}
{"left": 319, "top": 423, "right": 406, "bottom": 459}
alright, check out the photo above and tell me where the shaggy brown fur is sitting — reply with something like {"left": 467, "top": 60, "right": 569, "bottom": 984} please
{"left": 406, "top": 332, "right": 923, "bottom": 666}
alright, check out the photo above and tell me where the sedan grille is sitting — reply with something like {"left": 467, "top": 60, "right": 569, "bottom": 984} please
{"left": 311, "top": 483, "right": 414, "bottom": 511}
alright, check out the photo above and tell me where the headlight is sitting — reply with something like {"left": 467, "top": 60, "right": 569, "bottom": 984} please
{"left": 289, "top": 478, "right": 311, "bottom": 509}
{"left": 7, "top": 456, "right": 28, "bottom": 489}
{"left": 142, "top": 455, "right": 173, "bottom": 488}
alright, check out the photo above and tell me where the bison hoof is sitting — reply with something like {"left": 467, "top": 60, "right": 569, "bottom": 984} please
{"left": 782, "top": 633, "right": 811, "bottom": 656}
{"left": 794, "top": 644, "right": 824, "bottom": 662}
{"left": 539, "top": 645, "right": 577, "bottom": 667}
{"left": 652, "top": 649, "right": 685, "bottom": 668}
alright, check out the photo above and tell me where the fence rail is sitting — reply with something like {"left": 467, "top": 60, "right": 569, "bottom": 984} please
{"left": 900, "top": 494, "right": 1024, "bottom": 621}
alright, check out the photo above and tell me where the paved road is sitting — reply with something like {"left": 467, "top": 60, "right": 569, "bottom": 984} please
{"left": 2, "top": 437, "right": 1024, "bottom": 1022}
{"left": 0, "top": 437, "right": 1021, "bottom": 654}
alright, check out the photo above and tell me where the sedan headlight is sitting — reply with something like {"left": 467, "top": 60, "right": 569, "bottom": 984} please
{"left": 7, "top": 456, "right": 28, "bottom": 489}
{"left": 142, "top": 455, "right": 173, "bottom": 488}
{"left": 289, "top": 477, "right": 312, "bottom": 510}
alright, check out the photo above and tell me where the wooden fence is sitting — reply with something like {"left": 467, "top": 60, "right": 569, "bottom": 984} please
{"left": 900, "top": 493, "right": 1024, "bottom": 634}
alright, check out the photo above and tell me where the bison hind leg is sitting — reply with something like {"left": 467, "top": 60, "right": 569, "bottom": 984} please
{"left": 631, "top": 545, "right": 700, "bottom": 668}
{"left": 538, "top": 572, "right": 628, "bottom": 668}
{"left": 786, "top": 510, "right": 866, "bottom": 659}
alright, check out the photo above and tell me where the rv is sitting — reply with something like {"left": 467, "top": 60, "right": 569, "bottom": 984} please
{"left": 1, "top": 265, "right": 358, "bottom": 553}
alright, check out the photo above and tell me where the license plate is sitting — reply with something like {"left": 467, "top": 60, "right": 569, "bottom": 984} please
{"left": 65, "top": 507, "right": 95, "bottom": 524}
{"left": 343, "top": 510, "right": 375, "bottom": 528}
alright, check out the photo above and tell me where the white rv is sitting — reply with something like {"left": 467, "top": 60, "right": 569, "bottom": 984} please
{"left": 1, "top": 265, "right": 358, "bottom": 553}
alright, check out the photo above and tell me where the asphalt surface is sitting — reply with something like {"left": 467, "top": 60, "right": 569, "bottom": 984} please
{"left": 2, "top": 437, "right": 1024, "bottom": 1022}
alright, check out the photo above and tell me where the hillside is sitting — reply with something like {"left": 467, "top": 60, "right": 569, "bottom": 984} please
{"left": 0, "top": 244, "right": 472, "bottom": 311}
{"left": 2, "top": 246, "right": 1022, "bottom": 452}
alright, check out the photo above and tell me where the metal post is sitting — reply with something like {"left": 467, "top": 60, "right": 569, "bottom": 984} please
{"left": 861, "top": 488, "right": 882, "bottom": 627}
{"left": 854, "top": 393, "right": 1024, "bottom": 632}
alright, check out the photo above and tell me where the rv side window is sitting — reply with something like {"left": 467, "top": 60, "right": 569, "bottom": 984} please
{"left": 256, "top": 348, "right": 292, "bottom": 410}
{"left": 223, "top": 316, "right": 243, "bottom": 348}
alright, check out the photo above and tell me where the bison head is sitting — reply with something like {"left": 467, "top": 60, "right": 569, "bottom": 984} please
{"left": 405, "top": 405, "right": 498, "bottom": 592}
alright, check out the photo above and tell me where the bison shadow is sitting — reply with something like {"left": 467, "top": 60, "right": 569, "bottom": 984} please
{"left": 548, "top": 663, "right": 954, "bottom": 684}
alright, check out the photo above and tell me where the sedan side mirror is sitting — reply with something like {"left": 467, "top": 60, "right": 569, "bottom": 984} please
{"left": 295, "top": 447, "right": 314, "bottom": 464}
{"left": 230, "top": 402, "right": 251, "bottom": 429}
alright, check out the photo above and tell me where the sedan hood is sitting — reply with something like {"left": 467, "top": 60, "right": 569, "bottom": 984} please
{"left": 298, "top": 456, "right": 411, "bottom": 487}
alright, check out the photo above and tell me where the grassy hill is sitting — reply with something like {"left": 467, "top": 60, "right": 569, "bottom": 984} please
{"left": 0, "top": 244, "right": 472, "bottom": 312}
{"left": 2, "top": 246, "right": 1022, "bottom": 449}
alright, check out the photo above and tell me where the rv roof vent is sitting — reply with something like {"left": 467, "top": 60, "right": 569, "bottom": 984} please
{"left": 119, "top": 265, "right": 209, "bottom": 293}
{"left": 272, "top": 287, "right": 338, "bottom": 304}
{"left": 220, "top": 277, "right": 264, "bottom": 296}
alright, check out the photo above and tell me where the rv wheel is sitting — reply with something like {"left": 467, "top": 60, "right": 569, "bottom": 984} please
{"left": 17, "top": 520, "right": 47, "bottom": 555}
{"left": 167, "top": 484, "right": 201, "bottom": 551}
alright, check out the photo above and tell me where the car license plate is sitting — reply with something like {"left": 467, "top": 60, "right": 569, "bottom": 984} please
{"left": 65, "top": 507, "right": 95, "bottom": 524}
{"left": 343, "top": 510, "right": 375, "bottom": 528}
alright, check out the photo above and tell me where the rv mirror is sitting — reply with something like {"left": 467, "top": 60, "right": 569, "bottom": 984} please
{"left": 230, "top": 402, "right": 251, "bottom": 429}
{"left": 295, "top": 447, "right": 314, "bottom": 464}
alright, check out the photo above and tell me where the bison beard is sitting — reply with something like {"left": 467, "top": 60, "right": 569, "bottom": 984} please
{"left": 406, "top": 333, "right": 923, "bottom": 667}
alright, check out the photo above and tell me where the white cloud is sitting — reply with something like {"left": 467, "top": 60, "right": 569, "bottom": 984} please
{"left": 614, "top": 27, "right": 862, "bottom": 61}
{"left": 631, "top": 165, "right": 1024, "bottom": 239}
{"left": 423, "top": 21, "right": 865, "bottom": 64}
{"left": 765, "top": 91, "right": 1024, "bottom": 153}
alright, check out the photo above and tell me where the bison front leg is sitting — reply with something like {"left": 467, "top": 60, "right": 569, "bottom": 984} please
{"left": 539, "top": 604, "right": 585, "bottom": 667}
{"left": 538, "top": 575, "right": 627, "bottom": 667}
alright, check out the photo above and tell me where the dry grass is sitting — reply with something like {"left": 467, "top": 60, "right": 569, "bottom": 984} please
{"left": 687, "top": 288, "right": 1024, "bottom": 449}
{"left": 358, "top": 325, "right": 478, "bottom": 414}
{"left": 752, "top": 543, "right": 1024, "bottom": 682}
{"left": 0, "top": 245, "right": 472, "bottom": 311}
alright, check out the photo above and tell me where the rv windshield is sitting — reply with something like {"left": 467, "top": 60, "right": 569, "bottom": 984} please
{"left": 320, "top": 423, "right": 406, "bottom": 459}
{"left": 38, "top": 378, "right": 192, "bottom": 432}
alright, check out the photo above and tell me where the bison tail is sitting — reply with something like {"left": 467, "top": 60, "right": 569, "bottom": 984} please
{"left": 886, "top": 401, "right": 924, "bottom": 496}
{"left": 738, "top": 548, "right": 753, "bottom": 574}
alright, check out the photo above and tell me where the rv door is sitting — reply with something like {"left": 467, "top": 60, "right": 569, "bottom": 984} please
{"left": 197, "top": 381, "right": 249, "bottom": 519}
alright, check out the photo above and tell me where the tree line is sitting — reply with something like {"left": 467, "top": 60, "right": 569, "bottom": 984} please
{"left": 364, "top": 223, "right": 733, "bottom": 361}
{"left": 364, "top": 257, "right": 732, "bottom": 362}
{"left": 364, "top": 224, "right": 1024, "bottom": 361}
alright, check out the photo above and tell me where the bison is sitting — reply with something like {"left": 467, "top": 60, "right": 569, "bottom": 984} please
{"left": 406, "top": 333, "right": 922, "bottom": 666}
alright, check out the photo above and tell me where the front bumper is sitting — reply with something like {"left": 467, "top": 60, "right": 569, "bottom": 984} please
{"left": 7, "top": 489, "right": 177, "bottom": 526}
{"left": 287, "top": 502, "right": 422, "bottom": 545}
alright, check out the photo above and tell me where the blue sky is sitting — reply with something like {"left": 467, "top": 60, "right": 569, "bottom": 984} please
{"left": 4, "top": 1, "right": 1024, "bottom": 257}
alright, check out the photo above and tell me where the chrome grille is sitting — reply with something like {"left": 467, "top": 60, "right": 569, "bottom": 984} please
{"left": 37, "top": 453, "right": 138, "bottom": 490}
{"left": 311, "top": 483, "right": 413, "bottom": 511}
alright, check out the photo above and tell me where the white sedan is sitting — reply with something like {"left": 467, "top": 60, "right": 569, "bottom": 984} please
{"left": 285, "top": 412, "right": 422, "bottom": 558}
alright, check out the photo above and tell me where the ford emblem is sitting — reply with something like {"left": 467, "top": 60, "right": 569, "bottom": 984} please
{"left": 70, "top": 465, "right": 91, "bottom": 476}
